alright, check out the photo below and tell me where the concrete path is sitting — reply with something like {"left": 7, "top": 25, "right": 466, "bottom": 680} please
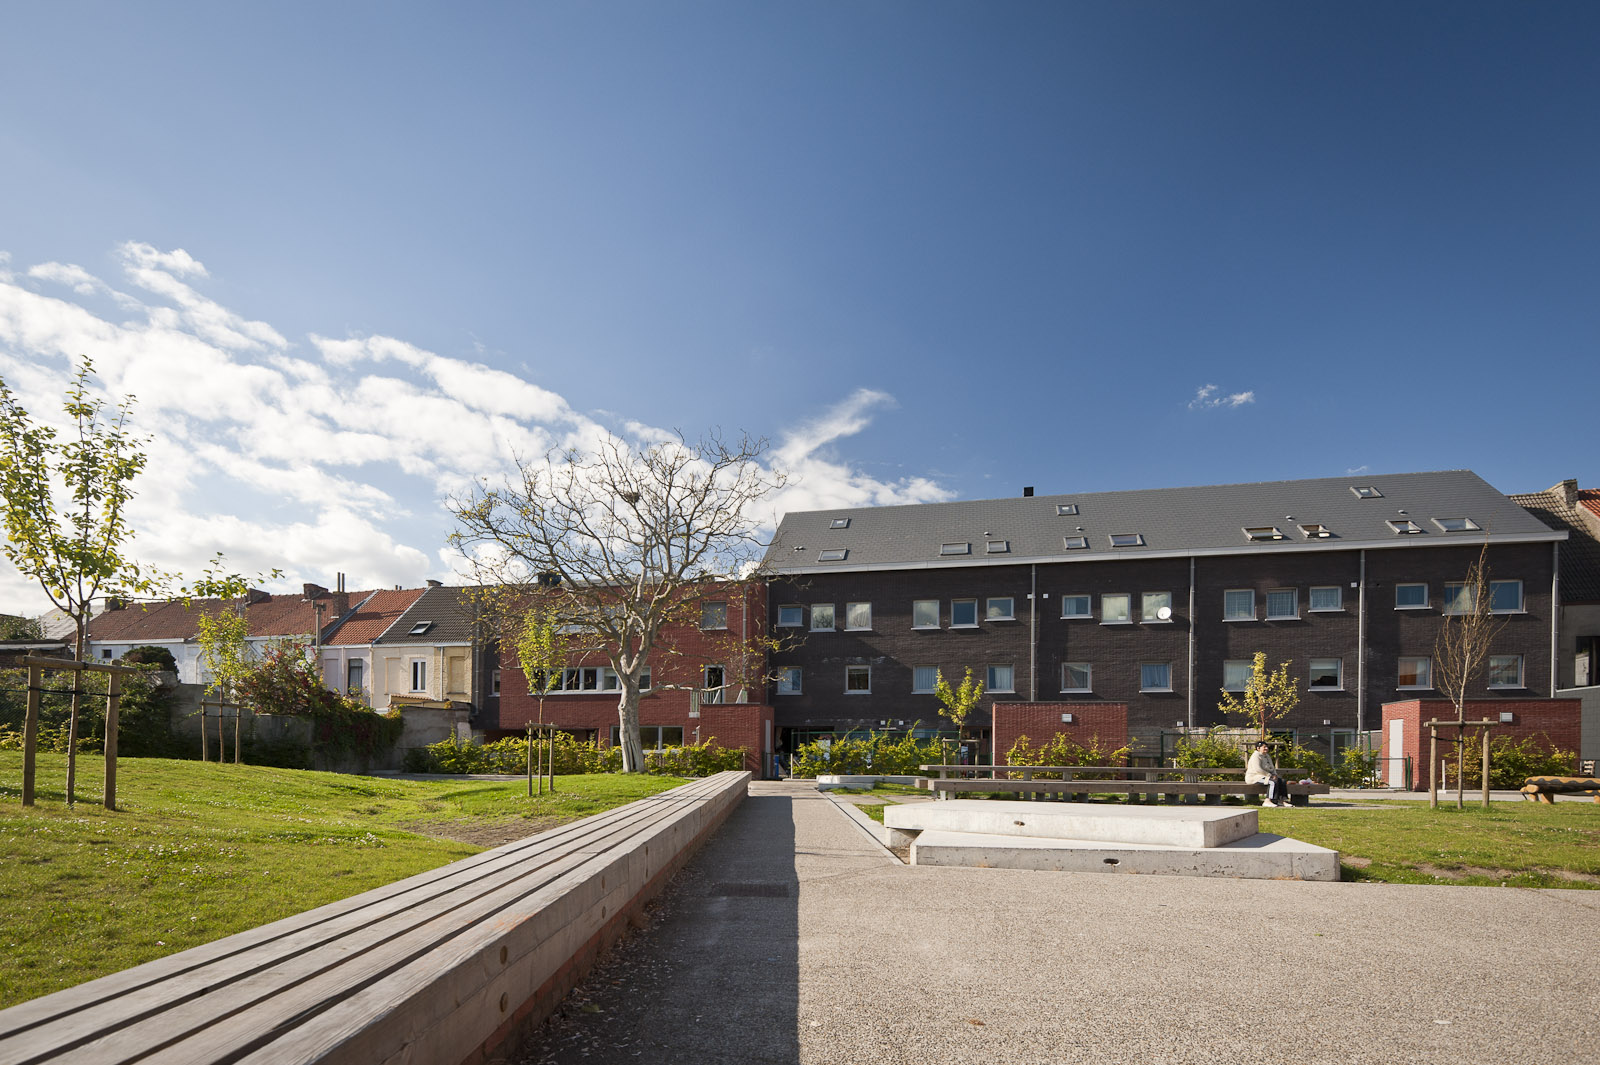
{"left": 509, "top": 781, "right": 1600, "bottom": 1065}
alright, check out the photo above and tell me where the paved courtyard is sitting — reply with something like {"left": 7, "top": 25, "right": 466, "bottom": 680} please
{"left": 510, "top": 780, "right": 1600, "bottom": 1065}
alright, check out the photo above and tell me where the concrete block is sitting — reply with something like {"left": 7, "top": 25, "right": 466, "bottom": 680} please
{"left": 908, "top": 829, "right": 1339, "bottom": 882}
{"left": 883, "top": 799, "right": 1258, "bottom": 849}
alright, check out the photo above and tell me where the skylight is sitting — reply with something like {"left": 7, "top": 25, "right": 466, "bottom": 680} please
{"left": 1299, "top": 523, "right": 1333, "bottom": 539}
{"left": 817, "top": 549, "right": 848, "bottom": 562}
{"left": 408, "top": 622, "right": 434, "bottom": 636}
{"left": 939, "top": 542, "right": 971, "bottom": 556}
{"left": 1056, "top": 504, "right": 1078, "bottom": 516}
{"left": 985, "top": 539, "right": 1009, "bottom": 554}
{"left": 830, "top": 517, "right": 850, "bottom": 529}
{"left": 1351, "top": 486, "right": 1383, "bottom": 499}
{"left": 1387, "top": 519, "right": 1423, "bottom": 535}
{"left": 1243, "top": 527, "right": 1285, "bottom": 541}
{"left": 1063, "top": 536, "right": 1088, "bottom": 550}
{"left": 1432, "top": 517, "right": 1480, "bottom": 533}
{"left": 1109, "top": 533, "right": 1144, "bottom": 548}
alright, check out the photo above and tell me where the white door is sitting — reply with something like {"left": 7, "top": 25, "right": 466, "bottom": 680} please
{"left": 1387, "top": 719, "right": 1405, "bottom": 788}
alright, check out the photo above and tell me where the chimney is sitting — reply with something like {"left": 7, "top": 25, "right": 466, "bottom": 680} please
{"left": 330, "top": 591, "right": 350, "bottom": 617}
{"left": 426, "top": 579, "right": 443, "bottom": 589}
{"left": 1560, "top": 479, "right": 1578, "bottom": 507}
{"left": 1023, "top": 486, "right": 1034, "bottom": 497}
{"left": 106, "top": 597, "right": 125, "bottom": 611}
{"left": 302, "top": 583, "right": 329, "bottom": 600}
{"left": 247, "top": 589, "right": 271, "bottom": 604}
{"left": 336, "top": 572, "right": 345, "bottom": 594}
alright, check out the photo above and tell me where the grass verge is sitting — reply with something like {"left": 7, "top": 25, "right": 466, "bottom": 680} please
{"left": 0, "top": 752, "right": 687, "bottom": 1007}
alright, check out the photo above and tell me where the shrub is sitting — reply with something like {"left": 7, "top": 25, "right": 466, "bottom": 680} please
{"left": 0, "top": 664, "right": 178, "bottom": 757}
{"left": 788, "top": 731, "right": 949, "bottom": 777}
{"left": 1457, "top": 734, "right": 1577, "bottom": 790}
{"left": 403, "top": 732, "right": 745, "bottom": 777}
{"left": 120, "top": 645, "right": 177, "bottom": 671}
{"left": 1005, "top": 733, "right": 1130, "bottom": 779}
{"left": 1169, "top": 728, "right": 1247, "bottom": 779}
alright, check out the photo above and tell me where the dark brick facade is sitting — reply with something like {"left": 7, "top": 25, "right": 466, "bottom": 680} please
{"left": 769, "top": 541, "right": 1558, "bottom": 759}
{"left": 991, "top": 703, "right": 1130, "bottom": 764}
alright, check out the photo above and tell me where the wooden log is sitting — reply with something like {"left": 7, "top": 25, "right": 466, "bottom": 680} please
{"left": 22, "top": 664, "right": 40, "bottom": 807}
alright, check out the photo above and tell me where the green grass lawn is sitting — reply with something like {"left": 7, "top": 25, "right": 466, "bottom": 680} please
{"left": 0, "top": 752, "right": 687, "bottom": 1008}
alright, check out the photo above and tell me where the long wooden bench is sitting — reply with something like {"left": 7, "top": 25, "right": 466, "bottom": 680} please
{"left": 916, "top": 765, "right": 1329, "bottom": 807}
{"left": 1520, "top": 776, "right": 1600, "bottom": 804}
{"left": 0, "top": 771, "right": 751, "bottom": 1065}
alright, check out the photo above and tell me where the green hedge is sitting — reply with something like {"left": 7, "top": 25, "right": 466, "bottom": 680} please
{"left": 789, "top": 732, "right": 950, "bottom": 777}
{"left": 403, "top": 731, "right": 746, "bottom": 777}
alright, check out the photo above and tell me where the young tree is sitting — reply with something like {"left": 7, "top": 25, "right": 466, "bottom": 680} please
{"left": 933, "top": 667, "right": 985, "bottom": 762}
{"left": 0, "top": 359, "right": 158, "bottom": 803}
{"left": 187, "top": 560, "right": 274, "bottom": 764}
{"left": 514, "top": 609, "right": 568, "bottom": 794}
{"left": 450, "top": 431, "right": 784, "bottom": 772}
{"left": 1434, "top": 543, "right": 1507, "bottom": 809}
{"left": 1218, "top": 652, "right": 1299, "bottom": 743}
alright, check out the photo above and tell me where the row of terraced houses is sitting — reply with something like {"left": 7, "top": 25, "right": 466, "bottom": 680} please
{"left": 77, "top": 470, "right": 1600, "bottom": 783}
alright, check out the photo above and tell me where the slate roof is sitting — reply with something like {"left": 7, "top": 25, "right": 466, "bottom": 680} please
{"left": 1509, "top": 482, "right": 1600, "bottom": 603}
{"left": 374, "top": 586, "right": 480, "bottom": 645}
{"left": 323, "top": 588, "right": 427, "bottom": 646}
{"left": 767, "top": 469, "right": 1561, "bottom": 574}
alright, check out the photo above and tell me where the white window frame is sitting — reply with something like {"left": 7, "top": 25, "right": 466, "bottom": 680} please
{"left": 702, "top": 664, "right": 726, "bottom": 704}
{"left": 1223, "top": 589, "right": 1255, "bottom": 621}
{"left": 817, "top": 548, "right": 848, "bottom": 562}
{"left": 1140, "top": 662, "right": 1173, "bottom": 692}
{"left": 1063, "top": 536, "right": 1088, "bottom": 550}
{"left": 1388, "top": 519, "right": 1424, "bottom": 535}
{"left": 951, "top": 599, "right": 979, "bottom": 628}
{"left": 777, "top": 667, "right": 802, "bottom": 696}
{"left": 1398, "top": 656, "right": 1432, "bottom": 689}
{"left": 912, "top": 665, "right": 939, "bottom": 694}
{"left": 830, "top": 517, "right": 850, "bottom": 529}
{"left": 986, "top": 597, "right": 1015, "bottom": 622}
{"left": 1488, "top": 654, "right": 1524, "bottom": 688}
{"left": 1222, "top": 660, "right": 1252, "bottom": 692}
{"left": 1061, "top": 662, "right": 1092, "bottom": 693}
{"left": 811, "top": 603, "right": 836, "bottom": 631}
{"left": 348, "top": 659, "right": 365, "bottom": 692}
{"left": 1244, "top": 526, "right": 1285, "bottom": 541}
{"left": 700, "top": 600, "right": 728, "bottom": 630}
{"left": 845, "top": 602, "right": 872, "bottom": 630}
{"left": 1432, "top": 517, "right": 1480, "bottom": 533}
{"left": 1395, "top": 583, "right": 1429, "bottom": 609}
{"left": 1299, "top": 523, "right": 1333, "bottom": 539}
{"left": 940, "top": 542, "right": 970, "bottom": 556}
{"left": 1101, "top": 593, "right": 1132, "bottom": 625}
{"left": 1490, "top": 580, "right": 1524, "bottom": 613}
{"left": 489, "top": 667, "right": 500, "bottom": 696}
{"left": 409, "top": 658, "right": 428, "bottom": 692}
{"left": 1140, "top": 591, "right": 1172, "bottom": 623}
{"left": 777, "top": 604, "right": 804, "bottom": 627}
{"left": 986, "top": 539, "right": 1010, "bottom": 554}
{"left": 986, "top": 665, "right": 1015, "bottom": 693}
{"left": 1442, "top": 583, "right": 1475, "bottom": 615}
{"left": 845, "top": 665, "right": 872, "bottom": 694}
{"left": 912, "top": 599, "right": 940, "bottom": 629}
{"left": 1056, "top": 503, "right": 1078, "bottom": 516}
{"left": 1308, "top": 658, "right": 1342, "bottom": 690}
{"left": 1265, "top": 589, "right": 1299, "bottom": 620}
{"left": 1109, "top": 533, "right": 1145, "bottom": 548}
{"left": 1061, "top": 595, "right": 1092, "bottom": 619}
{"left": 1308, "top": 586, "right": 1342, "bottom": 612}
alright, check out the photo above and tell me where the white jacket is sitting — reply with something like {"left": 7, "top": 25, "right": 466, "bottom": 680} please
{"left": 1245, "top": 750, "right": 1277, "bottom": 785}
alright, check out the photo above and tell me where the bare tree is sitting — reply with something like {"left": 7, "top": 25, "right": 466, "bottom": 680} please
{"left": 1433, "top": 542, "right": 1507, "bottom": 808}
{"left": 450, "top": 431, "right": 784, "bottom": 772}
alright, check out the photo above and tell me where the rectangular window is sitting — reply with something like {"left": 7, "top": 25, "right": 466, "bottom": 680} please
{"left": 1309, "top": 658, "right": 1342, "bottom": 689}
{"left": 1222, "top": 660, "right": 1252, "bottom": 691}
{"left": 811, "top": 604, "right": 836, "bottom": 631}
{"left": 1309, "top": 586, "right": 1342, "bottom": 611}
{"left": 490, "top": 668, "right": 500, "bottom": 696}
{"left": 985, "top": 539, "right": 1009, "bottom": 554}
{"left": 1266, "top": 589, "right": 1298, "bottom": 620}
{"left": 986, "top": 597, "right": 1015, "bottom": 621}
{"left": 1063, "top": 536, "right": 1088, "bottom": 550}
{"left": 1388, "top": 519, "right": 1423, "bottom": 535}
{"left": 1351, "top": 485, "right": 1383, "bottom": 499}
{"left": 1432, "top": 517, "right": 1480, "bottom": 533}
{"left": 1398, "top": 656, "right": 1432, "bottom": 689}
{"left": 940, "top": 542, "right": 970, "bottom": 556}
{"left": 1244, "top": 526, "right": 1284, "bottom": 541}
{"left": 1395, "top": 583, "right": 1428, "bottom": 609}
{"left": 1442, "top": 583, "right": 1475, "bottom": 615}
{"left": 777, "top": 667, "right": 802, "bottom": 695}
{"left": 348, "top": 659, "right": 365, "bottom": 692}
{"left": 986, "top": 665, "right": 1015, "bottom": 692}
{"left": 1140, "top": 591, "right": 1172, "bottom": 622}
{"left": 640, "top": 666, "right": 651, "bottom": 692}
{"left": 1060, "top": 594, "right": 1091, "bottom": 619}
{"left": 1109, "top": 533, "right": 1145, "bottom": 548}
{"left": 1140, "top": 663, "right": 1172, "bottom": 691}
{"left": 951, "top": 599, "right": 978, "bottom": 627}
{"left": 1224, "top": 589, "right": 1255, "bottom": 620}
{"left": 1062, "top": 662, "right": 1091, "bottom": 692}
{"left": 912, "top": 666, "right": 939, "bottom": 693}
{"left": 845, "top": 665, "right": 871, "bottom": 693}
{"left": 1056, "top": 503, "right": 1078, "bottom": 516}
{"left": 1488, "top": 654, "right": 1523, "bottom": 688}
{"left": 830, "top": 517, "right": 850, "bottom": 529}
{"left": 1490, "top": 580, "right": 1523, "bottom": 613}
{"left": 410, "top": 659, "right": 428, "bottom": 692}
{"left": 701, "top": 601, "right": 728, "bottom": 629}
{"left": 1101, "top": 593, "right": 1131, "bottom": 624}
{"left": 845, "top": 602, "right": 872, "bottom": 630}
{"left": 702, "top": 664, "right": 725, "bottom": 703}
{"left": 817, "top": 549, "right": 848, "bottom": 562}
{"left": 1299, "top": 523, "right": 1333, "bottom": 538}
{"left": 777, "top": 605, "right": 804, "bottom": 627}
{"left": 912, "top": 599, "right": 940, "bottom": 628}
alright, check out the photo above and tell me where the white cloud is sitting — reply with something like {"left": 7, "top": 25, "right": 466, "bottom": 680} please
{"left": 0, "top": 243, "right": 952, "bottom": 615}
{"left": 1188, "top": 383, "right": 1255, "bottom": 410}
{"left": 1346, "top": 464, "right": 1369, "bottom": 476}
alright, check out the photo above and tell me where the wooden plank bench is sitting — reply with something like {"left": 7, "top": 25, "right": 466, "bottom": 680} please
{"left": 0, "top": 771, "right": 751, "bottom": 1065}
{"left": 915, "top": 765, "right": 1329, "bottom": 807}
{"left": 1519, "top": 776, "right": 1600, "bottom": 804}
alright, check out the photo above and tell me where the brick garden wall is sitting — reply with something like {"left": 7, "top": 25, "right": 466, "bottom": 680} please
{"left": 992, "top": 703, "right": 1129, "bottom": 765}
{"left": 1381, "top": 698, "right": 1581, "bottom": 791}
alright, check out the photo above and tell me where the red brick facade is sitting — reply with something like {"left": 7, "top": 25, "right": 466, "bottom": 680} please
{"left": 992, "top": 703, "right": 1130, "bottom": 765}
{"left": 1380, "top": 698, "right": 1582, "bottom": 791}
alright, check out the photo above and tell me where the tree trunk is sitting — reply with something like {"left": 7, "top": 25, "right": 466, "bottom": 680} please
{"left": 67, "top": 622, "right": 85, "bottom": 805}
{"left": 616, "top": 684, "right": 646, "bottom": 773}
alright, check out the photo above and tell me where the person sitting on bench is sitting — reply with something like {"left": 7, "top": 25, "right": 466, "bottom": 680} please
{"left": 1246, "top": 741, "right": 1291, "bottom": 807}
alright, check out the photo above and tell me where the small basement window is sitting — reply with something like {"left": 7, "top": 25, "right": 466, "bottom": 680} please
{"left": 1063, "top": 536, "right": 1088, "bottom": 550}
{"left": 940, "top": 542, "right": 971, "bottom": 556}
{"left": 1387, "top": 519, "right": 1423, "bottom": 535}
{"left": 1244, "top": 526, "right": 1285, "bottom": 541}
{"left": 1351, "top": 486, "right": 1383, "bottom": 499}
{"left": 1109, "top": 533, "right": 1144, "bottom": 548}
{"left": 1056, "top": 503, "right": 1078, "bottom": 516}
{"left": 1432, "top": 517, "right": 1480, "bottom": 533}
{"left": 817, "top": 549, "right": 848, "bottom": 562}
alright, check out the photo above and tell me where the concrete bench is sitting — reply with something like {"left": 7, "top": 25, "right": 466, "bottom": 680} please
{"left": 1520, "top": 776, "right": 1600, "bottom": 804}
{"left": 0, "top": 771, "right": 751, "bottom": 1065}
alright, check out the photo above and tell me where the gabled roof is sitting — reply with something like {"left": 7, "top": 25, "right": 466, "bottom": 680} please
{"left": 1510, "top": 481, "right": 1600, "bottom": 603}
{"left": 89, "top": 588, "right": 390, "bottom": 643}
{"left": 323, "top": 588, "right": 427, "bottom": 646}
{"left": 374, "top": 585, "right": 479, "bottom": 645}
{"left": 767, "top": 470, "right": 1561, "bottom": 574}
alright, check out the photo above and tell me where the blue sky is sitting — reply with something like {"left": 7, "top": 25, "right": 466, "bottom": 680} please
{"left": 1, "top": 2, "right": 1595, "bottom": 613}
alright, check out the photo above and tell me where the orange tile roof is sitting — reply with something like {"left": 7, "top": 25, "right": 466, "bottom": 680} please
{"left": 325, "top": 588, "right": 428, "bottom": 646}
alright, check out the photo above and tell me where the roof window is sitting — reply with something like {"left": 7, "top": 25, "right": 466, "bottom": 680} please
{"left": 1109, "top": 533, "right": 1144, "bottom": 548}
{"left": 1063, "top": 536, "right": 1088, "bottom": 550}
{"left": 1243, "top": 527, "right": 1285, "bottom": 542}
{"left": 407, "top": 621, "right": 434, "bottom": 636}
{"left": 1387, "top": 519, "right": 1424, "bottom": 535}
{"left": 1056, "top": 504, "right": 1078, "bottom": 516}
{"left": 1432, "top": 517, "right": 1480, "bottom": 533}
{"left": 1298, "top": 523, "right": 1333, "bottom": 539}
{"left": 985, "top": 539, "right": 1009, "bottom": 554}
{"left": 939, "top": 542, "right": 971, "bottom": 556}
{"left": 817, "top": 549, "right": 848, "bottom": 562}
{"left": 1351, "top": 486, "right": 1383, "bottom": 499}
{"left": 829, "top": 517, "right": 850, "bottom": 529}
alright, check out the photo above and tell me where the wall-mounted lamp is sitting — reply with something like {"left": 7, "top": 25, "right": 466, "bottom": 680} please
{"left": 1060, "top": 713, "right": 1073, "bottom": 723}
{"left": 1323, "top": 719, "right": 1332, "bottom": 726}
{"left": 1499, "top": 712, "right": 1515, "bottom": 723}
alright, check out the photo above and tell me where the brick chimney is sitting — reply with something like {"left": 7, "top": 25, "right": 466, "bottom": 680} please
{"left": 1559, "top": 479, "right": 1579, "bottom": 507}
{"left": 302, "top": 582, "right": 329, "bottom": 599}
